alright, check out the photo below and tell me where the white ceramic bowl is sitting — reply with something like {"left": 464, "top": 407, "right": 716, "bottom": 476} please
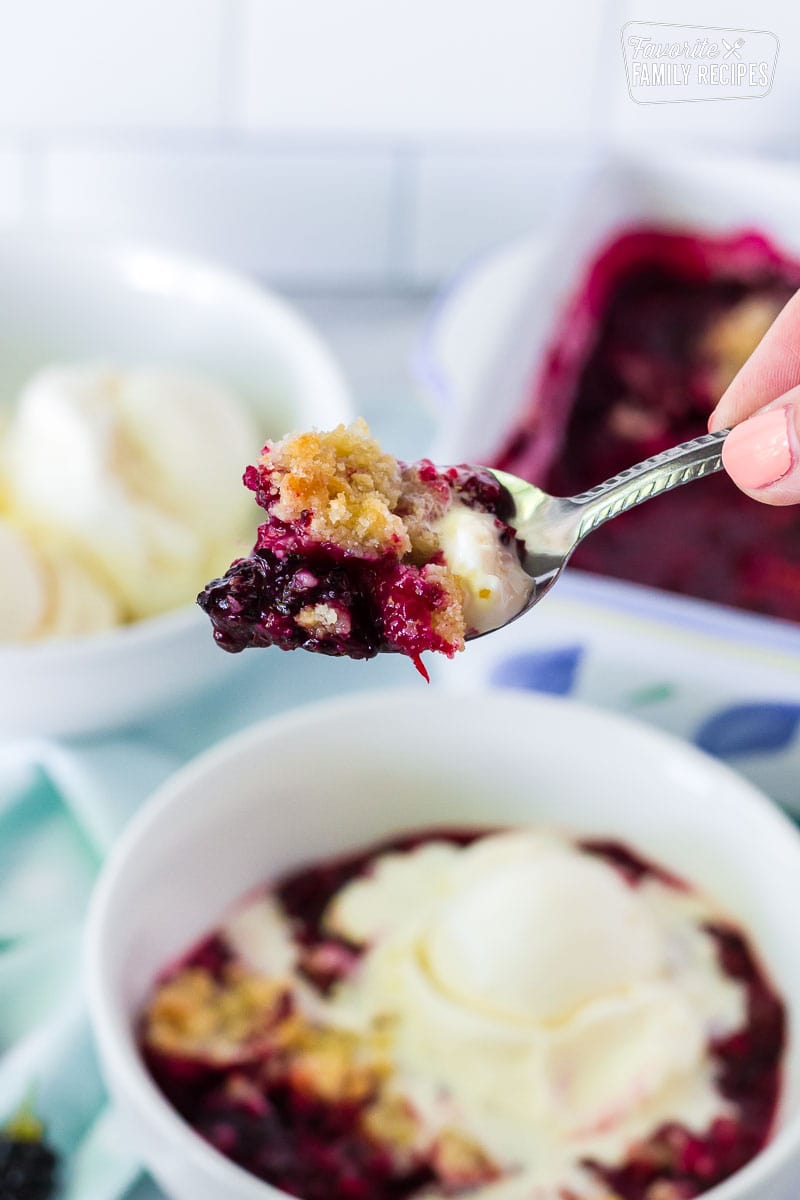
{"left": 0, "top": 236, "right": 352, "bottom": 737}
{"left": 87, "top": 688, "right": 800, "bottom": 1200}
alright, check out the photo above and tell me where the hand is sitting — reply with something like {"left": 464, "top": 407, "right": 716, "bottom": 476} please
{"left": 709, "top": 289, "right": 800, "bottom": 505}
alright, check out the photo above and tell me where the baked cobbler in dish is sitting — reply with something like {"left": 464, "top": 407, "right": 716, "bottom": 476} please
{"left": 495, "top": 227, "right": 800, "bottom": 619}
{"left": 198, "top": 420, "right": 531, "bottom": 674}
{"left": 142, "top": 827, "right": 784, "bottom": 1200}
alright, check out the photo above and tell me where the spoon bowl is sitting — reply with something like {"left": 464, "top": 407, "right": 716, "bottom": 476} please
{"left": 479, "top": 429, "right": 730, "bottom": 636}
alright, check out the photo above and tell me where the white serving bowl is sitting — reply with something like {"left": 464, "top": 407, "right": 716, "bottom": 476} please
{"left": 0, "top": 236, "right": 352, "bottom": 736}
{"left": 87, "top": 688, "right": 800, "bottom": 1200}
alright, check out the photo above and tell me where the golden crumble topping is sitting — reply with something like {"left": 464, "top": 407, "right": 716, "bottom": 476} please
{"left": 396, "top": 469, "right": 451, "bottom": 563}
{"left": 145, "top": 964, "right": 394, "bottom": 1107}
{"left": 360, "top": 1092, "right": 420, "bottom": 1151}
{"left": 430, "top": 1128, "right": 498, "bottom": 1186}
{"left": 417, "top": 563, "right": 466, "bottom": 653}
{"left": 607, "top": 401, "right": 667, "bottom": 443}
{"left": 702, "top": 295, "right": 783, "bottom": 397}
{"left": 282, "top": 1024, "right": 389, "bottom": 1104}
{"left": 354, "top": 1075, "right": 497, "bottom": 1184}
{"left": 144, "top": 965, "right": 288, "bottom": 1063}
{"left": 645, "top": 1185, "right": 691, "bottom": 1200}
{"left": 262, "top": 419, "right": 409, "bottom": 556}
{"left": 295, "top": 602, "right": 353, "bottom": 638}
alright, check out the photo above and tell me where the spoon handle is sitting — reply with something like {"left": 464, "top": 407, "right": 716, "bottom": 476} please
{"left": 570, "top": 429, "right": 730, "bottom": 543}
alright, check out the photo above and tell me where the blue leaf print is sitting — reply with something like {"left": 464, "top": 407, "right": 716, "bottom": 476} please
{"left": 695, "top": 703, "right": 800, "bottom": 758}
{"left": 490, "top": 645, "right": 583, "bottom": 696}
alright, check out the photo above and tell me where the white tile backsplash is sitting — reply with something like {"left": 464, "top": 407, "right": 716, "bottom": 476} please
{"left": 409, "top": 150, "right": 593, "bottom": 285}
{"left": 1, "top": 1, "right": 800, "bottom": 287}
{"left": 0, "top": 147, "right": 25, "bottom": 224}
{"left": 44, "top": 147, "right": 397, "bottom": 284}
{"left": 240, "top": 0, "right": 606, "bottom": 137}
{"left": 0, "top": 0, "right": 227, "bottom": 131}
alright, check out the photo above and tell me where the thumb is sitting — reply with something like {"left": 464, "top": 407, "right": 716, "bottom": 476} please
{"left": 720, "top": 388, "right": 800, "bottom": 506}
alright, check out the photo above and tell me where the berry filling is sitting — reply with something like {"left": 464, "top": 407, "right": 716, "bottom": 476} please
{"left": 495, "top": 226, "right": 800, "bottom": 620}
{"left": 142, "top": 828, "right": 784, "bottom": 1200}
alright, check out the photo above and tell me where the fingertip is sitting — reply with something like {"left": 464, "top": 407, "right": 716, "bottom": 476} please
{"left": 721, "top": 405, "right": 795, "bottom": 499}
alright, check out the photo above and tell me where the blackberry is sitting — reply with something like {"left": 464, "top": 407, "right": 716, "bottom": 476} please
{"left": 0, "top": 1107, "right": 58, "bottom": 1200}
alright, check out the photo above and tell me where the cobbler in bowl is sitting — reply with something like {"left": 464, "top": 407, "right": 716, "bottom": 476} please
{"left": 141, "top": 826, "right": 784, "bottom": 1200}
{"left": 198, "top": 420, "right": 531, "bottom": 675}
{"left": 87, "top": 690, "right": 800, "bottom": 1200}
{"left": 495, "top": 227, "right": 800, "bottom": 619}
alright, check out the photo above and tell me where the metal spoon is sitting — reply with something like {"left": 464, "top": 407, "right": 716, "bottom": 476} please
{"left": 481, "top": 428, "right": 730, "bottom": 633}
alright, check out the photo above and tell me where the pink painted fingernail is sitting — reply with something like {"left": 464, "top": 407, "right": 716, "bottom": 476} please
{"left": 722, "top": 405, "right": 794, "bottom": 490}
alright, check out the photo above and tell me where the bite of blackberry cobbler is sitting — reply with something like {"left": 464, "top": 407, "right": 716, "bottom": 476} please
{"left": 142, "top": 827, "right": 784, "bottom": 1200}
{"left": 198, "top": 420, "right": 531, "bottom": 671}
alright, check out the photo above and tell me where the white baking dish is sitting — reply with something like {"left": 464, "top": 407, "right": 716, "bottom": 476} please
{"left": 418, "top": 152, "right": 800, "bottom": 812}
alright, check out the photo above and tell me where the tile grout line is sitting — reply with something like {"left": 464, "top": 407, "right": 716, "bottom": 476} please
{"left": 0, "top": 127, "right": 599, "bottom": 155}
{"left": 386, "top": 148, "right": 418, "bottom": 289}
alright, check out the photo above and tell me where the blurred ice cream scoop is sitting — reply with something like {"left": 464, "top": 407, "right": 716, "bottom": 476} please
{"left": 3, "top": 364, "right": 259, "bottom": 622}
{"left": 0, "top": 517, "right": 119, "bottom": 641}
{"left": 325, "top": 831, "right": 745, "bottom": 1154}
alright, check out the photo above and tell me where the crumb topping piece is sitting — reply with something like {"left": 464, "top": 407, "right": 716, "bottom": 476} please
{"left": 295, "top": 602, "right": 353, "bottom": 639}
{"left": 430, "top": 1129, "right": 498, "bottom": 1187}
{"left": 262, "top": 419, "right": 410, "bottom": 557}
{"left": 405, "top": 560, "right": 465, "bottom": 648}
{"left": 144, "top": 965, "right": 391, "bottom": 1105}
{"left": 283, "top": 1024, "right": 388, "bottom": 1104}
{"left": 144, "top": 965, "right": 288, "bottom": 1063}
{"left": 702, "top": 294, "right": 784, "bottom": 396}
{"left": 359, "top": 1092, "right": 420, "bottom": 1151}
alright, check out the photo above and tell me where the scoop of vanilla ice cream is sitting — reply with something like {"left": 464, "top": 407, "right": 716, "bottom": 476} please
{"left": 325, "top": 841, "right": 463, "bottom": 944}
{"left": 41, "top": 547, "right": 121, "bottom": 637}
{"left": 3, "top": 365, "right": 258, "bottom": 620}
{"left": 425, "top": 850, "right": 663, "bottom": 1024}
{"left": 0, "top": 517, "right": 119, "bottom": 641}
{"left": 322, "top": 831, "right": 746, "bottom": 1171}
{"left": 541, "top": 980, "right": 705, "bottom": 1136}
{"left": 433, "top": 504, "right": 532, "bottom": 634}
{"left": 224, "top": 895, "right": 298, "bottom": 979}
{"left": 0, "top": 519, "right": 49, "bottom": 640}
{"left": 111, "top": 369, "right": 257, "bottom": 545}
